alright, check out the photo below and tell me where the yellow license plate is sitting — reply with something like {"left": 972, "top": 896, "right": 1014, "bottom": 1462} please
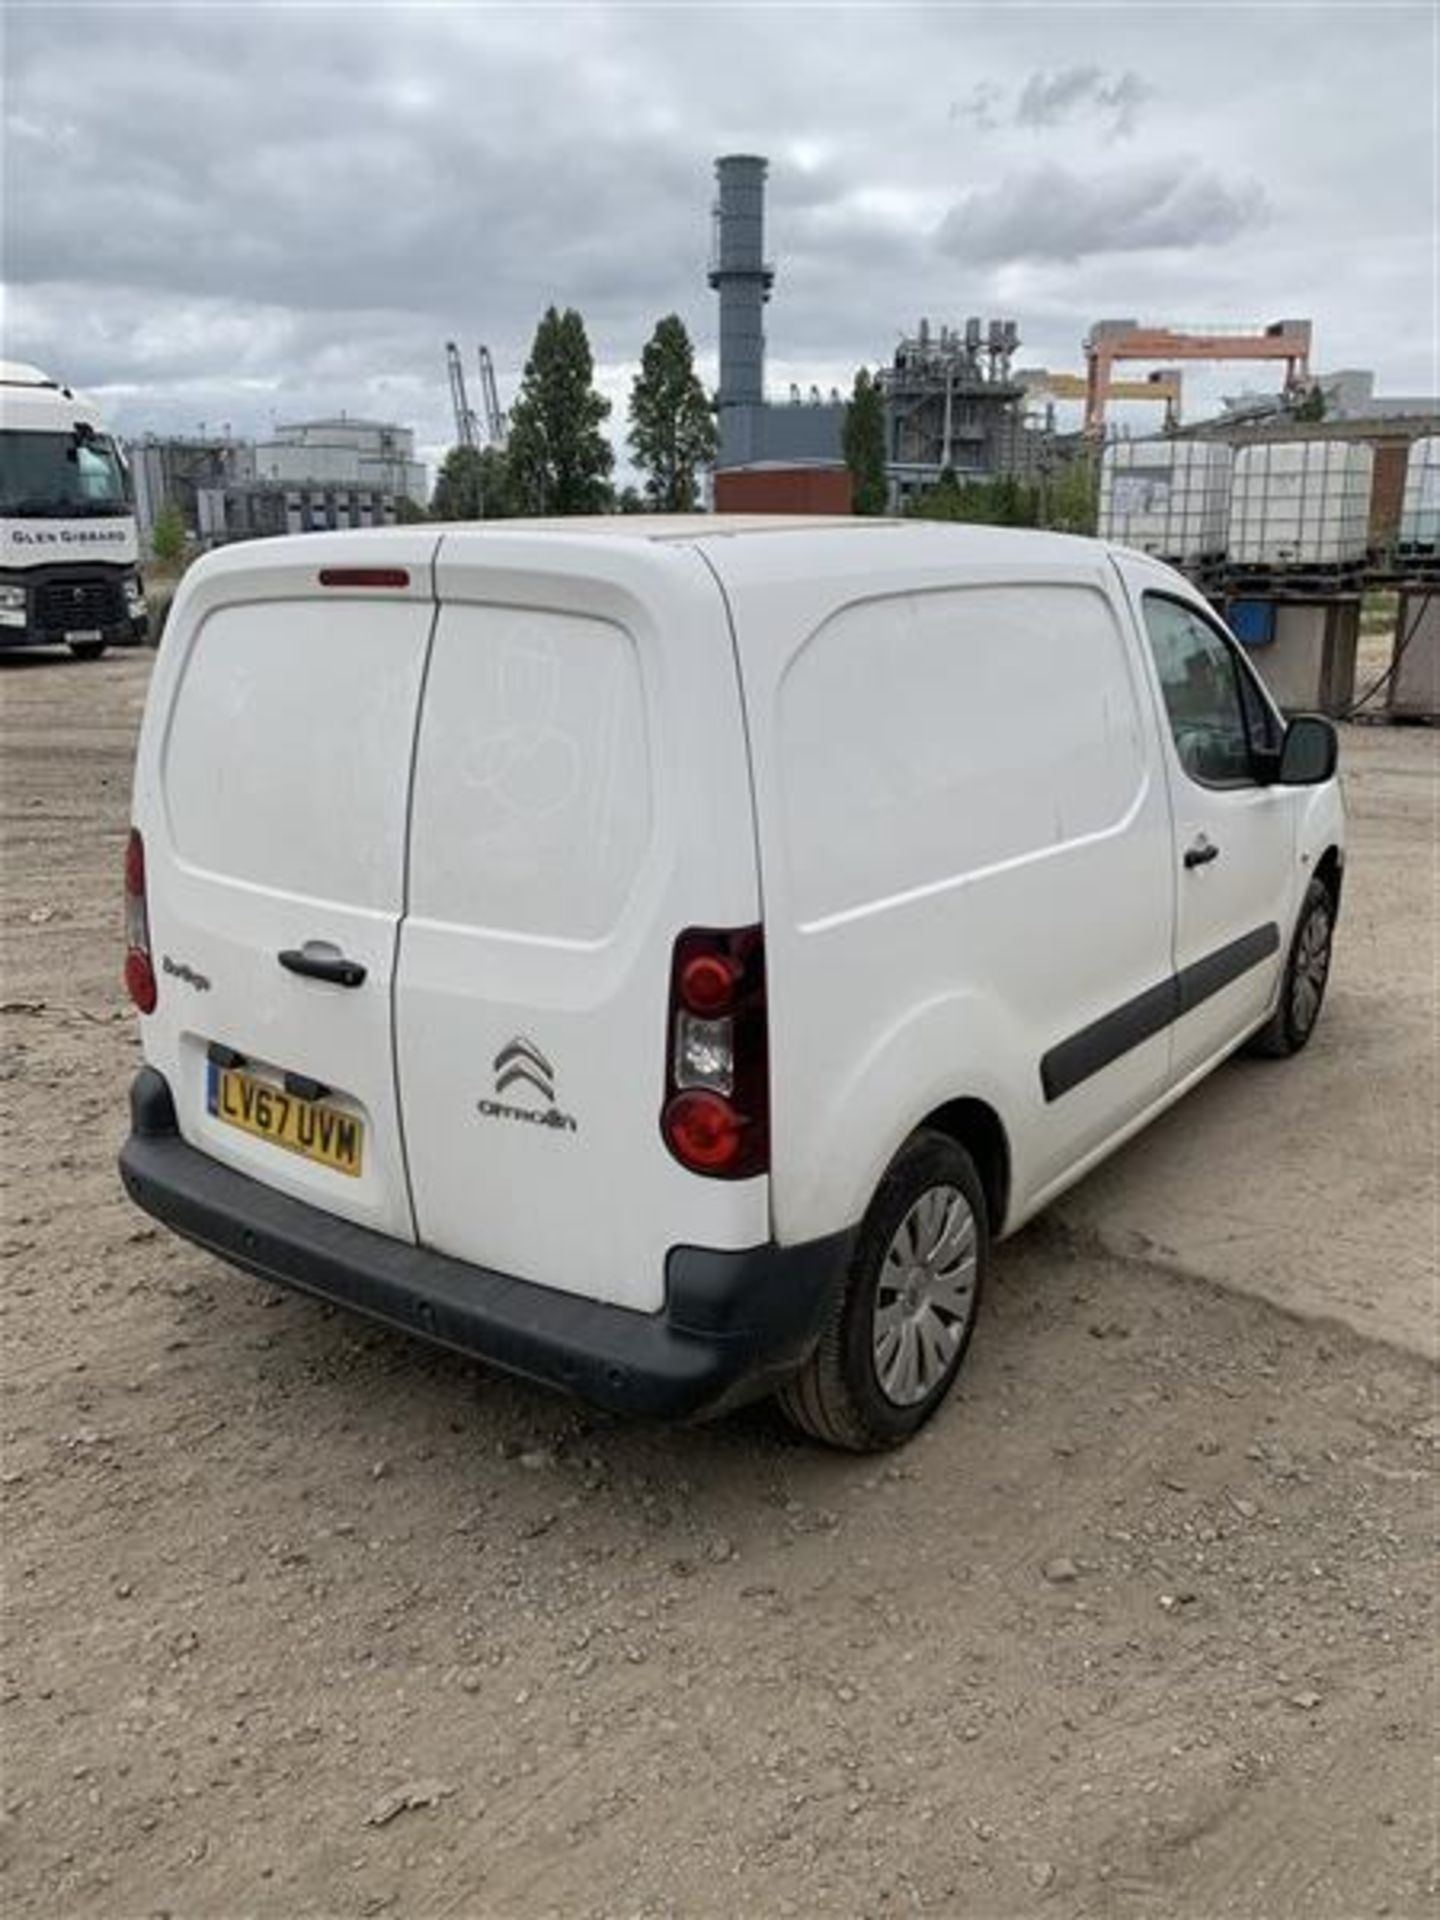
{"left": 207, "top": 1064, "right": 363, "bottom": 1177}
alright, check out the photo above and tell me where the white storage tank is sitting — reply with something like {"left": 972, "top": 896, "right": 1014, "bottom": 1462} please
{"left": 1098, "top": 441, "right": 1232, "bottom": 563}
{"left": 1227, "top": 442, "right": 1373, "bottom": 568}
{"left": 1397, "top": 435, "right": 1440, "bottom": 553}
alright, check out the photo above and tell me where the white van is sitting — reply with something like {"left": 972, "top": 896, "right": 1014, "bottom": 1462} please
{"left": 119, "top": 519, "right": 1343, "bottom": 1449}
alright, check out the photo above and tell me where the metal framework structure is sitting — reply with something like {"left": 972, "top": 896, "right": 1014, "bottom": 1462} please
{"left": 1083, "top": 319, "right": 1312, "bottom": 438}
{"left": 1023, "top": 367, "right": 1183, "bottom": 431}
{"left": 879, "top": 318, "right": 1032, "bottom": 488}
{"left": 477, "top": 346, "right": 508, "bottom": 448}
{"left": 445, "top": 340, "right": 479, "bottom": 451}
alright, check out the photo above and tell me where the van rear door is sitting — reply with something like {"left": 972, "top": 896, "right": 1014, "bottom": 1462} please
{"left": 393, "top": 531, "right": 767, "bottom": 1314}
{"left": 133, "top": 534, "right": 439, "bottom": 1239}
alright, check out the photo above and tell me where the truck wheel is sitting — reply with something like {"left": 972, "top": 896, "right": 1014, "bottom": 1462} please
{"left": 68, "top": 641, "right": 108, "bottom": 662}
{"left": 1247, "top": 877, "right": 1335, "bottom": 1058}
{"left": 778, "top": 1130, "right": 987, "bottom": 1451}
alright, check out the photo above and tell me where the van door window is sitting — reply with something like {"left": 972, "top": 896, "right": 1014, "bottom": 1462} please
{"left": 1234, "top": 653, "right": 1284, "bottom": 757}
{"left": 406, "top": 604, "right": 652, "bottom": 943}
{"left": 1141, "top": 595, "right": 1258, "bottom": 788}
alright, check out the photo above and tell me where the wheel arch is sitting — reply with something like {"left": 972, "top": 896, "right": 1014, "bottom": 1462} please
{"left": 1313, "top": 844, "right": 1344, "bottom": 911}
{"left": 914, "top": 1097, "right": 1011, "bottom": 1237}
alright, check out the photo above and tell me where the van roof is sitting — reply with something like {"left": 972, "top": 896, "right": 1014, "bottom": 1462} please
{"left": 434, "top": 515, "right": 1114, "bottom": 567}
{"left": 186, "top": 518, "right": 1162, "bottom": 604}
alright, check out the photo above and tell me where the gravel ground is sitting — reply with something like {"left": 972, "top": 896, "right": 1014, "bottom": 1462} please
{"left": 1, "top": 650, "right": 1436, "bottom": 1919}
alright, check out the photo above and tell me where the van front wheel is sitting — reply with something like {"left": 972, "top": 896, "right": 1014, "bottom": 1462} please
{"left": 778, "top": 1131, "right": 987, "bottom": 1451}
{"left": 1247, "top": 877, "right": 1335, "bottom": 1058}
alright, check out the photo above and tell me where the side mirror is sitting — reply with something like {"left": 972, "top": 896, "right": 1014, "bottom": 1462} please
{"left": 1277, "top": 714, "right": 1338, "bottom": 786}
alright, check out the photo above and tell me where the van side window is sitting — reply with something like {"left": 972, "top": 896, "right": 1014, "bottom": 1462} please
{"left": 1142, "top": 595, "right": 1258, "bottom": 788}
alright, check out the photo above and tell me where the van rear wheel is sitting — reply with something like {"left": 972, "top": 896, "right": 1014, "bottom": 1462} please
{"left": 778, "top": 1131, "right": 987, "bottom": 1452}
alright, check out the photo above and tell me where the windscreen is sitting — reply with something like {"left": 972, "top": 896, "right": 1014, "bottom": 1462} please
{"left": 0, "top": 430, "right": 131, "bottom": 517}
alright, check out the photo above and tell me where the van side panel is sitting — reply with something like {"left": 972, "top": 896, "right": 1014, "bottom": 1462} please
{"left": 395, "top": 537, "right": 766, "bottom": 1314}
{"left": 711, "top": 555, "right": 1177, "bottom": 1243}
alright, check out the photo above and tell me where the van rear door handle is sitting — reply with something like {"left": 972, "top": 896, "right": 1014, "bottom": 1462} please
{"left": 278, "top": 945, "right": 367, "bottom": 988}
{"left": 1183, "top": 837, "right": 1220, "bottom": 869}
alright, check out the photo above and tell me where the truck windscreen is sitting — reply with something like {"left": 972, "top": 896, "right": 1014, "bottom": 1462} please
{"left": 0, "top": 430, "right": 132, "bottom": 518}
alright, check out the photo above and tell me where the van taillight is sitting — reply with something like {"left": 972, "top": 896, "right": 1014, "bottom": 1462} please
{"left": 661, "top": 926, "right": 768, "bottom": 1179}
{"left": 123, "top": 828, "right": 156, "bottom": 1014}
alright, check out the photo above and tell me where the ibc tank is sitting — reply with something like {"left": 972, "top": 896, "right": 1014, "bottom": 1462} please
{"left": 1227, "top": 442, "right": 1373, "bottom": 568}
{"left": 1397, "top": 435, "right": 1440, "bottom": 552}
{"left": 1097, "top": 441, "right": 1232, "bottom": 563}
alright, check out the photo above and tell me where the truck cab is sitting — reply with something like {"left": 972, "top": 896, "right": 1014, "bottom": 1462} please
{"left": 0, "top": 361, "right": 148, "bottom": 658}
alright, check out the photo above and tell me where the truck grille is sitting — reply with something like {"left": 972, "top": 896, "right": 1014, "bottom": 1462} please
{"left": 34, "top": 576, "right": 126, "bottom": 633}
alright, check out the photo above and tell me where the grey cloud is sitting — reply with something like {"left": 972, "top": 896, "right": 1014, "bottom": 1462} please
{"left": 953, "top": 83, "right": 1004, "bottom": 132}
{"left": 0, "top": 1, "right": 1429, "bottom": 457}
{"left": 1096, "top": 74, "right": 1152, "bottom": 140}
{"left": 2, "top": 6, "right": 702, "bottom": 327}
{"left": 1015, "top": 67, "right": 1153, "bottom": 139}
{"left": 1016, "top": 67, "right": 1106, "bottom": 127}
{"left": 936, "top": 161, "right": 1267, "bottom": 265}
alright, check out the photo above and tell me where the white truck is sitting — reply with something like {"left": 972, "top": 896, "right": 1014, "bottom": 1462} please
{"left": 0, "top": 361, "right": 148, "bottom": 658}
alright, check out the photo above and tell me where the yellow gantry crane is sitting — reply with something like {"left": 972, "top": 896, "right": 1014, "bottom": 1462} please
{"left": 1022, "top": 367, "right": 1184, "bottom": 431}
{"left": 1082, "top": 319, "right": 1312, "bottom": 437}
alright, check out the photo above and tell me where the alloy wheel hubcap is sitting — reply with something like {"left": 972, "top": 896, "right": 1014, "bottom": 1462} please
{"left": 872, "top": 1184, "right": 978, "bottom": 1407}
{"left": 1291, "top": 903, "right": 1332, "bottom": 1034}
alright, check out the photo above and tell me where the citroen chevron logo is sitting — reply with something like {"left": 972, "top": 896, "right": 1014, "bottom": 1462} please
{"left": 478, "top": 1036, "right": 577, "bottom": 1136}
{"left": 492, "top": 1036, "right": 555, "bottom": 1103}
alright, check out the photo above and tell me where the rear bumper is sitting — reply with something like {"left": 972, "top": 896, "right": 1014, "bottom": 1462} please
{"left": 118, "top": 1068, "right": 850, "bottom": 1421}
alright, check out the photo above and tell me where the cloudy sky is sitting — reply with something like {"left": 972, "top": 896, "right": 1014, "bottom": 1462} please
{"left": 3, "top": 0, "right": 1434, "bottom": 485}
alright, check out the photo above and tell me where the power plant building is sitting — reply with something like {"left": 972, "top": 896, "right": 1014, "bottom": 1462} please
{"left": 880, "top": 317, "right": 1039, "bottom": 504}
{"left": 127, "top": 416, "right": 427, "bottom": 551}
{"left": 707, "top": 154, "right": 1039, "bottom": 501}
{"left": 253, "top": 418, "right": 427, "bottom": 504}
{"left": 128, "top": 434, "right": 256, "bottom": 542}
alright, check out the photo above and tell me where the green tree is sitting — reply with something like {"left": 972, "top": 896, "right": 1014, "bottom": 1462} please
{"left": 988, "top": 474, "right": 1039, "bottom": 527}
{"left": 627, "top": 314, "right": 717, "bottom": 511}
{"left": 150, "top": 501, "right": 187, "bottom": 567}
{"left": 907, "top": 470, "right": 1040, "bottom": 526}
{"left": 907, "top": 470, "right": 988, "bottom": 522}
{"left": 393, "top": 493, "right": 431, "bottom": 524}
{"left": 841, "top": 367, "right": 888, "bottom": 515}
{"left": 615, "top": 484, "right": 649, "bottom": 514}
{"left": 507, "top": 307, "right": 614, "bottom": 515}
{"left": 1044, "top": 455, "right": 1099, "bottom": 535}
{"left": 1293, "top": 384, "right": 1328, "bottom": 423}
{"left": 431, "top": 444, "right": 515, "bottom": 519}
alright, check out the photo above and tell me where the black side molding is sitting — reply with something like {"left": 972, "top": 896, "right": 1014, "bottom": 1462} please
{"left": 1041, "top": 922, "right": 1281, "bottom": 1103}
{"left": 1041, "top": 978, "right": 1179, "bottom": 1104}
{"left": 1176, "top": 923, "right": 1279, "bottom": 1014}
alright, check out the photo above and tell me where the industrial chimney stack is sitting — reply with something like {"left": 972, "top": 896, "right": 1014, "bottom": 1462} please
{"left": 708, "top": 155, "right": 775, "bottom": 420}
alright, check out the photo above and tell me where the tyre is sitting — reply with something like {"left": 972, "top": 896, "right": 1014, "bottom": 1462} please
{"left": 1248, "top": 876, "right": 1335, "bottom": 1058}
{"left": 68, "top": 641, "right": 108, "bottom": 662}
{"left": 778, "top": 1129, "right": 988, "bottom": 1451}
